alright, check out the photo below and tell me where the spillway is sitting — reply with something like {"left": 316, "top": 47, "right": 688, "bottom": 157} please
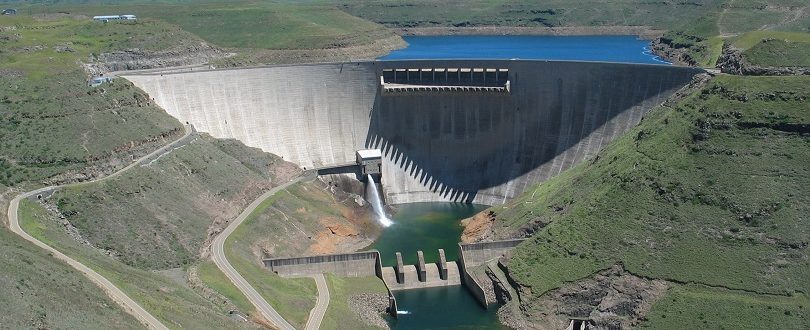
{"left": 124, "top": 60, "right": 701, "bottom": 205}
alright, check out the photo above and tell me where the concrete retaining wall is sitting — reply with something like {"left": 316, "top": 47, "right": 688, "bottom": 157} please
{"left": 457, "top": 242, "right": 489, "bottom": 309}
{"left": 460, "top": 239, "right": 526, "bottom": 267}
{"left": 263, "top": 251, "right": 380, "bottom": 278}
{"left": 125, "top": 60, "right": 700, "bottom": 205}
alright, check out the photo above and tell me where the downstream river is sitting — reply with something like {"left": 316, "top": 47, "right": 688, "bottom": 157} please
{"left": 379, "top": 35, "right": 669, "bottom": 64}
{"left": 366, "top": 203, "right": 501, "bottom": 329}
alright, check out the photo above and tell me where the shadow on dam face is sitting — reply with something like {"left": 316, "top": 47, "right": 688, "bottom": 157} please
{"left": 123, "top": 60, "right": 701, "bottom": 205}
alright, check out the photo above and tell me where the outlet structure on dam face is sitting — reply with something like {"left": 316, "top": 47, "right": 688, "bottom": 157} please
{"left": 123, "top": 60, "right": 702, "bottom": 205}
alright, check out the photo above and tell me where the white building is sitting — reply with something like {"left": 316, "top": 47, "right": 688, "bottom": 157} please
{"left": 92, "top": 15, "right": 136, "bottom": 22}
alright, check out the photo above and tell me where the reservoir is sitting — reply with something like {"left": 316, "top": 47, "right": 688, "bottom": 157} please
{"left": 379, "top": 35, "right": 670, "bottom": 64}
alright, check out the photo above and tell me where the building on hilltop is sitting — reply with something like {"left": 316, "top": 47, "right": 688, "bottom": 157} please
{"left": 2, "top": 8, "right": 17, "bottom": 15}
{"left": 92, "top": 15, "right": 136, "bottom": 22}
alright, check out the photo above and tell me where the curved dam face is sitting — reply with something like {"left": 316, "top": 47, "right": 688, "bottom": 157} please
{"left": 124, "top": 60, "right": 701, "bottom": 205}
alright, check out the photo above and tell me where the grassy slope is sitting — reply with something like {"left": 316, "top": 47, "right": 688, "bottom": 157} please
{"left": 213, "top": 178, "right": 377, "bottom": 327}
{"left": 321, "top": 274, "right": 388, "bottom": 330}
{"left": 0, "top": 226, "right": 139, "bottom": 329}
{"left": 0, "top": 16, "right": 184, "bottom": 186}
{"left": 224, "top": 189, "right": 317, "bottom": 329}
{"left": 641, "top": 285, "right": 809, "bottom": 328}
{"left": 727, "top": 30, "right": 810, "bottom": 68}
{"left": 18, "top": 198, "right": 252, "bottom": 329}
{"left": 52, "top": 135, "right": 295, "bottom": 270}
{"left": 743, "top": 39, "right": 810, "bottom": 67}
{"left": 197, "top": 260, "right": 255, "bottom": 315}
{"left": 489, "top": 75, "right": 809, "bottom": 327}
{"left": 29, "top": 2, "right": 398, "bottom": 50}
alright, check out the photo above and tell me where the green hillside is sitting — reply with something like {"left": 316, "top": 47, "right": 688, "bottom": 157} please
{"left": 0, "top": 226, "right": 140, "bottom": 329}
{"left": 0, "top": 16, "right": 193, "bottom": 187}
{"left": 487, "top": 74, "right": 809, "bottom": 327}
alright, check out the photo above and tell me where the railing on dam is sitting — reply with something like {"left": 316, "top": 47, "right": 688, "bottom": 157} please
{"left": 381, "top": 68, "right": 510, "bottom": 94}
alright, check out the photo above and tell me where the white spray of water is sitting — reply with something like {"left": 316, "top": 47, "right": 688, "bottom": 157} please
{"left": 366, "top": 174, "right": 393, "bottom": 227}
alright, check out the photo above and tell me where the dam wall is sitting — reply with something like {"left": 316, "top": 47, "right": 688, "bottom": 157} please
{"left": 263, "top": 251, "right": 380, "bottom": 278}
{"left": 459, "top": 239, "right": 526, "bottom": 267}
{"left": 125, "top": 60, "right": 701, "bottom": 205}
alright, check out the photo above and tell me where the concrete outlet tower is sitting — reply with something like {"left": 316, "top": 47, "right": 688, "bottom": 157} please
{"left": 356, "top": 149, "right": 382, "bottom": 179}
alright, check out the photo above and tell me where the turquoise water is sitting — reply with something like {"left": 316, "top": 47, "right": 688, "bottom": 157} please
{"left": 379, "top": 35, "right": 670, "bottom": 64}
{"left": 367, "top": 203, "right": 499, "bottom": 329}
{"left": 388, "top": 286, "right": 506, "bottom": 330}
{"left": 368, "top": 202, "right": 487, "bottom": 267}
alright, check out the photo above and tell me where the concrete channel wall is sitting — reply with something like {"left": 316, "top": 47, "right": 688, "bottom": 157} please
{"left": 263, "top": 251, "right": 380, "bottom": 278}
{"left": 264, "top": 251, "right": 400, "bottom": 317}
{"left": 457, "top": 242, "right": 489, "bottom": 309}
{"left": 457, "top": 239, "right": 528, "bottom": 308}
{"left": 460, "top": 239, "right": 526, "bottom": 267}
{"left": 125, "top": 60, "right": 701, "bottom": 205}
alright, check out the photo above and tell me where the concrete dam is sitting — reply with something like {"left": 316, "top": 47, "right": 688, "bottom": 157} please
{"left": 124, "top": 60, "right": 701, "bottom": 205}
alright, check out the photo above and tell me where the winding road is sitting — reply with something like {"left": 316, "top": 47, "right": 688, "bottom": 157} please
{"left": 305, "top": 274, "right": 330, "bottom": 330}
{"left": 211, "top": 170, "right": 329, "bottom": 330}
{"left": 6, "top": 124, "right": 194, "bottom": 330}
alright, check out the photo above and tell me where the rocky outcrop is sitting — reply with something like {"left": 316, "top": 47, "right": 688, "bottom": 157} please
{"left": 84, "top": 43, "right": 228, "bottom": 75}
{"left": 501, "top": 265, "right": 668, "bottom": 330}
{"left": 348, "top": 293, "right": 390, "bottom": 329}
{"left": 649, "top": 37, "right": 697, "bottom": 67}
{"left": 717, "top": 44, "right": 810, "bottom": 76}
{"left": 461, "top": 210, "right": 497, "bottom": 243}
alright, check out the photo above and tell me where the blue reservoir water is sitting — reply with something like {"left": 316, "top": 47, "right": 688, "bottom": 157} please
{"left": 379, "top": 35, "right": 670, "bottom": 64}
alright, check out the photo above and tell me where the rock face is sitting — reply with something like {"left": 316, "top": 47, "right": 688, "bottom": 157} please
{"left": 500, "top": 265, "right": 668, "bottom": 330}
{"left": 716, "top": 44, "right": 810, "bottom": 76}
{"left": 348, "top": 293, "right": 390, "bottom": 329}
{"left": 649, "top": 37, "right": 697, "bottom": 67}
{"left": 461, "top": 210, "right": 498, "bottom": 243}
{"left": 84, "top": 42, "right": 227, "bottom": 75}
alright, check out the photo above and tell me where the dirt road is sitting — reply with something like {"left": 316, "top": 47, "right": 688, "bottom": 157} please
{"left": 5, "top": 124, "right": 194, "bottom": 329}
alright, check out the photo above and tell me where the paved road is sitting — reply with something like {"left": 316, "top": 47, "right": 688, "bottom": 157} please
{"left": 305, "top": 274, "right": 330, "bottom": 330}
{"left": 5, "top": 124, "right": 193, "bottom": 330}
{"left": 210, "top": 171, "right": 318, "bottom": 330}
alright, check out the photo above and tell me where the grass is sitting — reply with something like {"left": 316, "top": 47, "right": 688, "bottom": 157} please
{"left": 743, "top": 39, "right": 810, "bottom": 68}
{"left": 18, "top": 198, "right": 252, "bottom": 329}
{"left": 640, "top": 285, "right": 809, "bottom": 329}
{"left": 0, "top": 16, "right": 186, "bottom": 186}
{"left": 27, "top": 2, "right": 398, "bottom": 50}
{"left": 51, "top": 134, "right": 293, "bottom": 270}
{"left": 490, "top": 74, "right": 810, "bottom": 326}
{"left": 219, "top": 178, "right": 377, "bottom": 328}
{"left": 223, "top": 186, "right": 318, "bottom": 329}
{"left": 197, "top": 261, "right": 255, "bottom": 315}
{"left": 732, "top": 30, "right": 810, "bottom": 50}
{"left": 0, "top": 226, "right": 139, "bottom": 329}
{"left": 321, "top": 274, "right": 388, "bottom": 330}
{"left": 225, "top": 221, "right": 317, "bottom": 329}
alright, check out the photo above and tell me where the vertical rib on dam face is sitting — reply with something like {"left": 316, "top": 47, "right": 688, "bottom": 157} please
{"left": 124, "top": 60, "right": 701, "bottom": 205}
